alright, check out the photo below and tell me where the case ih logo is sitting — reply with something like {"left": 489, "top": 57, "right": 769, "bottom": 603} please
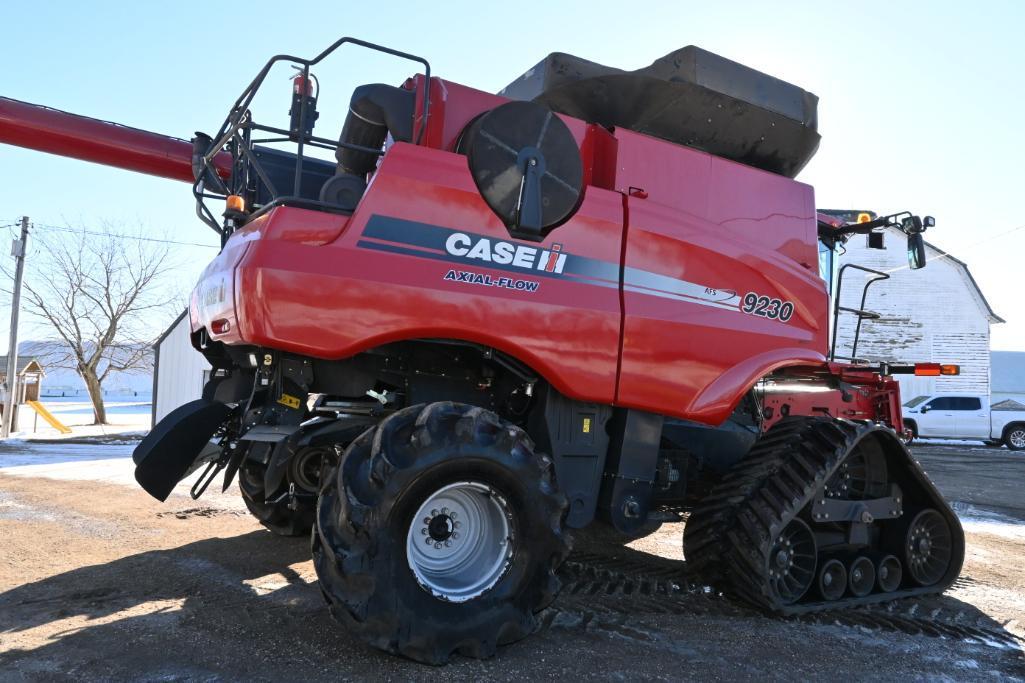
{"left": 444, "top": 233, "right": 567, "bottom": 274}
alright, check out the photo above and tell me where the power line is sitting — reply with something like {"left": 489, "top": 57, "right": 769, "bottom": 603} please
{"left": 29, "top": 222, "right": 219, "bottom": 249}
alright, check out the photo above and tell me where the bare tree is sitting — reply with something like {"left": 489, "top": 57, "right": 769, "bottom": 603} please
{"left": 13, "top": 223, "right": 177, "bottom": 424}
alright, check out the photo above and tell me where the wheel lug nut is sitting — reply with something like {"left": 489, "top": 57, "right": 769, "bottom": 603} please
{"left": 423, "top": 517, "right": 431, "bottom": 525}
{"left": 454, "top": 521, "right": 461, "bottom": 529}
{"left": 431, "top": 509, "right": 438, "bottom": 517}
{"left": 435, "top": 542, "right": 443, "bottom": 549}
{"left": 441, "top": 507, "right": 449, "bottom": 515}
{"left": 450, "top": 512, "right": 457, "bottom": 520}
{"left": 421, "top": 528, "right": 428, "bottom": 535}
{"left": 452, "top": 532, "right": 460, "bottom": 539}
{"left": 444, "top": 540, "right": 452, "bottom": 547}
{"left": 425, "top": 537, "right": 433, "bottom": 545}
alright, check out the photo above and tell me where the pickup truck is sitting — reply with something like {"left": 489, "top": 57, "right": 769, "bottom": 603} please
{"left": 902, "top": 394, "right": 1025, "bottom": 450}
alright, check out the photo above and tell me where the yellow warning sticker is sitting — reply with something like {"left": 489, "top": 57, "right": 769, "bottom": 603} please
{"left": 582, "top": 417, "right": 592, "bottom": 434}
{"left": 277, "top": 393, "right": 301, "bottom": 409}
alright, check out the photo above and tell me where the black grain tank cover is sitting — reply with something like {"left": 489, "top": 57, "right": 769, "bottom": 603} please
{"left": 499, "top": 46, "right": 820, "bottom": 178}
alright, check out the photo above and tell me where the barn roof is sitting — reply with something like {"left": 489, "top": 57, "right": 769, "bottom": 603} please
{"left": 880, "top": 226, "right": 1004, "bottom": 324}
{"left": 920, "top": 235, "right": 1004, "bottom": 324}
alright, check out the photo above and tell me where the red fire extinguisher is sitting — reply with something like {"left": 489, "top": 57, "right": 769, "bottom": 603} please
{"left": 289, "top": 69, "right": 319, "bottom": 141}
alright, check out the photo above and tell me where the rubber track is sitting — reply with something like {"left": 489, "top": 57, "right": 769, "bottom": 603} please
{"left": 688, "top": 417, "right": 965, "bottom": 615}
{"left": 683, "top": 418, "right": 831, "bottom": 578}
{"left": 551, "top": 552, "right": 1023, "bottom": 651}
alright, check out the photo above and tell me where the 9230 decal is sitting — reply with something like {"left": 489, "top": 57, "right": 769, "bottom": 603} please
{"left": 741, "top": 292, "right": 794, "bottom": 322}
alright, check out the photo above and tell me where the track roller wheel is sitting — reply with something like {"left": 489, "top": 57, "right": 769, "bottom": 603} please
{"left": 904, "top": 509, "right": 954, "bottom": 586}
{"left": 817, "top": 559, "right": 847, "bottom": 601}
{"left": 312, "top": 402, "right": 570, "bottom": 664}
{"left": 702, "top": 417, "right": 964, "bottom": 612}
{"left": 877, "top": 555, "right": 902, "bottom": 592}
{"left": 847, "top": 556, "right": 875, "bottom": 597}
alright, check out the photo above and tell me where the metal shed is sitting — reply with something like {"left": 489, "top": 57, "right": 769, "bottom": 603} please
{"left": 152, "top": 311, "right": 211, "bottom": 426}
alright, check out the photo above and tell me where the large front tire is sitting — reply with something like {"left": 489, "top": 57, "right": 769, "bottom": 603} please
{"left": 313, "top": 402, "right": 570, "bottom": 664}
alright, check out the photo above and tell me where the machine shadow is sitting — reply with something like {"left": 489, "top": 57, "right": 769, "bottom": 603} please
{"left": 1, "top": 525, "right": 1021, "bottom": 677}
{"left": 569, "top": 530, "right": 1024, "bottom": 654}
{"left": 0, "top": 529, "right": 433, "bottom": 677}
{"left": 0, "top": 530, "right": 313, "bottom": 636}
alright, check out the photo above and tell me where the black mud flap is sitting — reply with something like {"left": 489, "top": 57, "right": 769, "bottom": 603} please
{"left": 134, "top": 399, "right": 233, "bottom": 502}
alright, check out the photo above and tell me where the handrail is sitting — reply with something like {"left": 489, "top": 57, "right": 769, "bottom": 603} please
{"left": 192, "top": 37, "right": 431, "bottom": 239}
{"left": 830, "top": 263, "right": 890, "bottom": 362}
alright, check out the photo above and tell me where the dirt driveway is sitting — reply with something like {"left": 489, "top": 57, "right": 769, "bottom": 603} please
{"left": 0, "top": 439, "right": 1023, "bottom": 681}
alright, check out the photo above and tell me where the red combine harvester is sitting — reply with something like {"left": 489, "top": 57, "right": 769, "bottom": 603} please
{"left": 0, "top": 38, "right": 964, "bottom": 663}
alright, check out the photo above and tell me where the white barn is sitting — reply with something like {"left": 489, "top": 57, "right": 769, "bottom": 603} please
{"left": 152, "top": 311, "right": 211, "bottom": 425}
{"left": 834, "top": 226, "right": 1002, "bottom": 401}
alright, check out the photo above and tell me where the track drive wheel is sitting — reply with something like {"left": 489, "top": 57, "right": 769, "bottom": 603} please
{"left": 313, "top": 402, "right": 570, "bottom": 664}
{"left": 239, "top": 446, "right": 331, "bottom": 536}
{"left": 697, "top": 417, "right": 964, "bottom": 613}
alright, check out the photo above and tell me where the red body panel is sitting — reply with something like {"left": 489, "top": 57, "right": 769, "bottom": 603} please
{"left": 0, "top": 67, "right": 912, "bottom": 431}
{"left": 0, "top": 97, "right": 232, "bottom": 182}
{"left": 191, "top": 77, "right": 835, "bottom": 422}
{"left": 614, "top": 130, "right": 826, "bottom": 424}
{"left": 196, "top": 143, "right": 625, "bottom": 405}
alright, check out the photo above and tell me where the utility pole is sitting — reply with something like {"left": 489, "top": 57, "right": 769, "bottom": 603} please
{"left": 2, "top": 217, "right": 29, "bottom": 438}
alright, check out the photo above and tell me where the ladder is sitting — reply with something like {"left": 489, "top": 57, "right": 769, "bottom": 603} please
{"left": 830, "top": 263, "right": 890, "bottom": 363}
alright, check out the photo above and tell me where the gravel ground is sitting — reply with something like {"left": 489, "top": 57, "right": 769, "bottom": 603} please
{"left": 0, "top": 439, "right": 1023, "bottom": 681}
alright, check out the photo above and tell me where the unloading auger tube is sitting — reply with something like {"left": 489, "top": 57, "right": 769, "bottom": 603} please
{"left": 684, "top": 416, "right": 964, "bottom": 613}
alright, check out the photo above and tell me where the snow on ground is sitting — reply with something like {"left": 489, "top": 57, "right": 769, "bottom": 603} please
{"left": 0, "top": 440, "right": 137, "bottom": 486}
{"left": 0, "top": 432, "right": 244, "bottom": 509}
{"left": 952, "top": 502, "right": 1025, "bottom": 541}
{"left": 11, "top": 399, "right": 151, "bottom": 441}
{"left": 915, "top": 437, "right": 998, "bottom": 450}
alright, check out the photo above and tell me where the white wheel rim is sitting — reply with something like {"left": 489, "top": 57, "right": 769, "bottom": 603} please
{"left": 1010, "top": 430, "right": 1025, "bottom": 449}
{"left": 406, "top": 481, "right": 514, "bottom": 602}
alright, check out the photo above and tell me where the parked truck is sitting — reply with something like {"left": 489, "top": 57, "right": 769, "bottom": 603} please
{"left": 0, "top": 38, "right": 965, "bottom": 664}
{"left": 903, "top": 394, "right": 1025, "bottom": 450}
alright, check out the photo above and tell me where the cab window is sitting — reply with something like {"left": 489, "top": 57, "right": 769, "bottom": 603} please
{"left": 904, "top": 395, "right": 929, "bottom": 408}
{"left": 818, "top": 239, "right": 834, "bottom": 294}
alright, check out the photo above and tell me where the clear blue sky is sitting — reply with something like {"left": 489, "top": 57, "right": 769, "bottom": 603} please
{"left": 1, "top": 0, "right": 1023, "bottom": 349}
